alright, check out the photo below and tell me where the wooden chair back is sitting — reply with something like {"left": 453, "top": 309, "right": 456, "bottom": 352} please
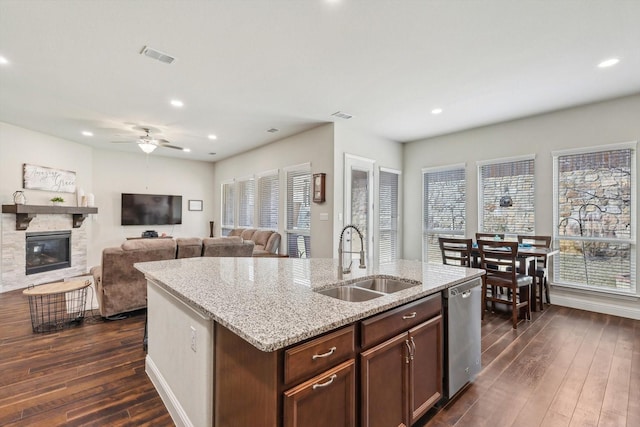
{"left": 518, "top": 235, "right": 551, "bottom": 267}
{"left": 475, "top": 232, "right": 505, "bottom": 241}
{"left": 476, "top": 240, "right": 519, "bottom": 287}
{"left": 438, "top": 237, "right": 473, "bottom": 267}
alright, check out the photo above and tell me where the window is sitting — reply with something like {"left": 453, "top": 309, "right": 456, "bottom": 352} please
{"left": 221, "top": 181, "right": 235, "bottom": 236}
{"left": 257, "top": 171, "right": 279, "bottom": 229}
{"left": 423, "top": 165, "right": 466, "bottom": 263}
{"left": 478, "top": 156, "right": 535, "bottom": 234}
{"left": 237, "top": 178, "right": 255, "bottom": 228}
{"left": 553, "top": 143, "right": 636, "bottom": 294}
{"left": 286, "top": 165, "right": 311, "bottom": 258}
{"left": 379, "top": 168, "right": 400, "bottom": 263}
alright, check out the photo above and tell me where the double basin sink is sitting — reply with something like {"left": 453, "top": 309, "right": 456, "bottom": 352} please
{"left": 316, "top": 277, "right": 418, "bottom": 302}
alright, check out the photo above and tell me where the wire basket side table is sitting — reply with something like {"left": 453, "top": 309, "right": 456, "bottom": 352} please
{"left": 23, "top": 280, "right": 91, "bottom": 333}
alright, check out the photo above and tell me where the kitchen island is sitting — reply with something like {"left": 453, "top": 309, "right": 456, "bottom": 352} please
{"left": 135, "top": 257, "right": 484, "bottom": 427}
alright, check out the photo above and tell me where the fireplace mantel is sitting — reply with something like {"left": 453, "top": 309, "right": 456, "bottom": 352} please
{"left": 1, "top": 204, "right": 98, "bottom": 230}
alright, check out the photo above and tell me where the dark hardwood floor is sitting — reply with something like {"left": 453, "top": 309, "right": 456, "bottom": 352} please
{"left": 1, "top": 288, "right": 638, "bottom": 426}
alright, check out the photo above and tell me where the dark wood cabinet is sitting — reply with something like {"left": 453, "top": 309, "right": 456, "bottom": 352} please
{"left": 361, "top": 332, "right": 409, "bottom": 427}
{"left": 215, "top": 295, "right": 442, "bottom": 427}
{"left": 408, "top": 316, "right": 443, "bottom": 424}
{"left": 360, "top": 294, "right": 443, "bottom": 427}
{"left": 283, "top": 359, "right": 356, "bottom": 427}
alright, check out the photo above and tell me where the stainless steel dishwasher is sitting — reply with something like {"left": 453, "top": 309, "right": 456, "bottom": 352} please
{"left": 443, "top": 277, "right": 482, "bottom": 400}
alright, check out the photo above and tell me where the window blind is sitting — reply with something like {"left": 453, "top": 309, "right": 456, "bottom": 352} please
{"left": 237, "top": 178, "right": 255, "bottom": 228}
{"left": 379, "top": 170, "right": 399, "bottom": 263}
{"left": 221, "top": 181, "right": 235, "bottom": 235}
{"left": 423, "top": 167, "right": 466, "bottom": 263}
{"left": 258, "top": 173, "right": 279, "bottom": 229}
{"left": 553, "top": 146, "right": 635, "bottom": 294}
{"left": 286, "top": 167, "right": 311, "bottom": 258}
{"left": 478, "top": 158, "right": 535, "bottom": 234}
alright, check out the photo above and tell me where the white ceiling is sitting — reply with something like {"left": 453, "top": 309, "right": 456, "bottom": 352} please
{"left": 1, "top": 0, "right": 639, "bottom": 162}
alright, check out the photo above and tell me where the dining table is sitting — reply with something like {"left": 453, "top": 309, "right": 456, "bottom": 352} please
{"left": 471, "top": 241, "right": 559, "bottom": 312}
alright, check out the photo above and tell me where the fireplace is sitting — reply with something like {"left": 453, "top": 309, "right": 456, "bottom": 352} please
{"left": 26, "top": 231, "right": 72, "bottom": 275}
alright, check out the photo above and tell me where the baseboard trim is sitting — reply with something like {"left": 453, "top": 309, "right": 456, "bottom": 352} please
{"left": 552, "top": 294, "right": 640, "bottom": 320}
{"left": 146, "top": 355, "right": 194, "bottom": 427}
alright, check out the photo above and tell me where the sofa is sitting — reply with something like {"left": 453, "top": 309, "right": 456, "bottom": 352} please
{"left": 91, "top": 236, "right": 254, "bottom": 317}
{"left": 227, "top": 228, "right": 281, "bottom": 256}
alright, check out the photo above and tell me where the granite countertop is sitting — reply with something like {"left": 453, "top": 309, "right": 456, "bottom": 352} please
{"left": 135, "top": 257, "right": 484, "bottom": 352}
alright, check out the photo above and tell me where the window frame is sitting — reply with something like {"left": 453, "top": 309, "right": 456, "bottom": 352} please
{"left": 284, "top": 163, "right": 312, "bottom": 258}
{"left": 477, "top": 154, "right": 536, "bottom": 235}
{"left": 220, "top": 179, "right": 235, "bottom": 236}
{"left": 552, "top": 141, "right": 637, "bottom": 296}
{"left": 422, "top": 163, "right": 467, "bottom": 263}
{"left": 378, "top": 167, "right": 402, "bottom": 264}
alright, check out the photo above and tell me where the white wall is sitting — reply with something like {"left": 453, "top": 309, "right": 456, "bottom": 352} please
{"left": 403, "top": 94, "right": 640, "bottom": 318}
{"left": 91, "top": 149, "right": 215, "bottom": 266}
{"left": 333, "top": 124, "right": 404, "bottom": 256}
{"left": 0, "top": 121, "right": 216, "bottom": 288}
{"left": 211, "top": 124, "right": 335, "bottom": 257}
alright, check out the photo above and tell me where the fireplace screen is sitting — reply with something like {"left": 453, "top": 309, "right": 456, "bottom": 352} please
{"left": 26, "top": 231, "right": 71, "bottom": 275}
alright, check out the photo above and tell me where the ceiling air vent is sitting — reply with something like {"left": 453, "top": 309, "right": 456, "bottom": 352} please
{"left": 267, "top": 128, "right": 279, "bottom": 133}
{"left": 331, "top": 111, "right": 353, "bottom": 119}
{"left": 140, "top": 46, "right": 175, "bottom": 64}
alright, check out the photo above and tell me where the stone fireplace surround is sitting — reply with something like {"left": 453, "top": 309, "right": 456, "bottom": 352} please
{"left": 1, "top": 213, "right": 88, "bottom": 293}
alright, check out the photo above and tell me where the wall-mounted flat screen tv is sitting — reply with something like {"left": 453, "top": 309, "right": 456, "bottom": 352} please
{"left": 121, "top": 193, "right": 182, "bottom": 226}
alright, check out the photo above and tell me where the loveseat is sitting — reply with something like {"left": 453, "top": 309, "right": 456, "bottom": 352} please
{"left": 91, "top": 236, "right": 254, "bottom": 317}
{"left": 227, "top": 228, "right": 281, "bottom": 256}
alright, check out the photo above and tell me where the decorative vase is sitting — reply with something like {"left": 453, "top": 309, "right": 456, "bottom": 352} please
{"left": 13, "top": 191, "right": 26, "bottom": 205}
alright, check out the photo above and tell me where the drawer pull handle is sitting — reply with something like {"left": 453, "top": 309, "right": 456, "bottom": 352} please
{"left": 402, "top": 312, "right": 417, "bottom": 320}
{"left": 312, "top": 346, "right": 337, "bottom": 360}
{"left": 312, "top": 374, "right": 337, "bottom": 390}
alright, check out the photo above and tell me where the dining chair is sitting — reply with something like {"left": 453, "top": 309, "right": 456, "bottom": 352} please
{"left": 475, "top": 232, "right": 505, "bottom": 241}
{"left": 438, "top": 237, "right": 473, "bottom": 267}
{"left": 518, "top": 235, "right": 552, "bottom": 310}
{"left": 477, "top": 240, "right": 532, "bottom": 329}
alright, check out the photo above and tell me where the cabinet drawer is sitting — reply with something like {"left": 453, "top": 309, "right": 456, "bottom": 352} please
{"left": 283, "top": 359, "right": 356, "bottom": 427}
{"left": 284, "top": 325, "right": 355, "bottom": 385}
{"left": 361, "top": 294, "right": 441, "bottom": 349}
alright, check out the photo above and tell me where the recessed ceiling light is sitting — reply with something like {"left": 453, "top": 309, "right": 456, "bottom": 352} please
{"left": 170, "top": 99, "right": 184, "bottom": 107}
{"left": 183, "top": 148, "right": 191, "bottom": 153}
{"left": 598, "top": 58, "right": 620, "bottom": 68}
{"left": 208, "top": 134, "right": 217, "bottom": 140}
{"left": 431, "top": 108, "right": 443, "bottom": 115}
{"left": 0, "top": 56, "right": 8, "bottom": 65}
{"left": 81, "top": 131, "right": 93, "bottom": 136}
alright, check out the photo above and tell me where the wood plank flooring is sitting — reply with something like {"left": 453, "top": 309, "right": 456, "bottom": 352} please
{"left": 1, "top": 288, "right": 638, "bottom": 426}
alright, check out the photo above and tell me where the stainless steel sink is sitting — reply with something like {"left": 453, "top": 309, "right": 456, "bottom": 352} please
{"left": 352, "top": 278, "right": 417, "bottom": 293}
{"left": 316, "top": 286, "right": 384, "bottom": 302}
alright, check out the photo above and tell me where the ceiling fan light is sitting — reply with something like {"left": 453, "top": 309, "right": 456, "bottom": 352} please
{"left": 138, "top": 142, "right": 157, "bottom": 154}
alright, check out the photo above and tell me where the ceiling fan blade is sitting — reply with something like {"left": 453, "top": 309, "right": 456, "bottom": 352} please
{"left": 162, "top": 144, "right": 185, "bottom": 150}
{"left": 156, "top": 138, "right": 171, "bottom": 144}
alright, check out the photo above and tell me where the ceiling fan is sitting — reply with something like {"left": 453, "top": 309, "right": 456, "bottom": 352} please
{"left": 111, "top": 127, "right": 187, "bottom": 154}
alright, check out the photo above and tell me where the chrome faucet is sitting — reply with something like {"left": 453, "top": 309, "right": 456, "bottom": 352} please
{"left": 338, "top": 224, "right": 366, "bottom": 276}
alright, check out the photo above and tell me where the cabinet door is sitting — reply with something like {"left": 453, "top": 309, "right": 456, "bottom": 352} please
{"left": 408, "top": 315, "right": 443, "bottom": 425}
{"left": 361, "top": 332, "right": 410, "bottom": 427}
{"left": 283, "top": 359, "right": 356, "bottom": 427}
